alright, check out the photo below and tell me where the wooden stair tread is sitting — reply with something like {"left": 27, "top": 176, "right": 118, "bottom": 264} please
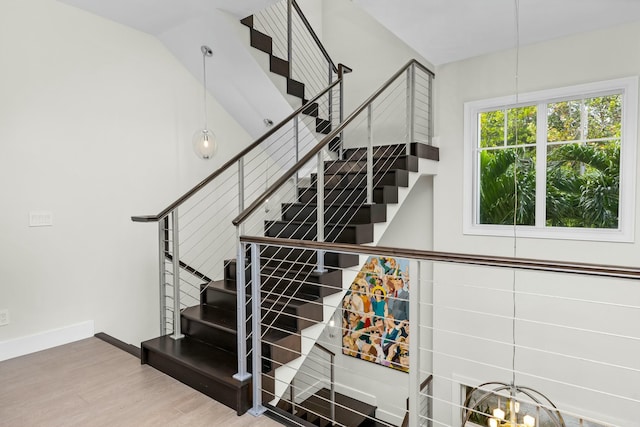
{"left": 141, "top": 335, "right": 244, "bottom": 387}
{"left": 299, "top": 388, "right": 377, "bottom": 426}
{"left": 182, "top": 305, "right": 237, "bottom": 334}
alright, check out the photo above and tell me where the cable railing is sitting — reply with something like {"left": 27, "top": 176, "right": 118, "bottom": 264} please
{"left": 240, "top": 235, "right": 640, "bottom": 427}
{"left": 131, "top": 73, "right": 347, "bottom": 343}
{"left": 253, "top": 0, "right": 339, "bottom": 111}
{"left": 231, "top": 59, "right": 435, "bottom": 421}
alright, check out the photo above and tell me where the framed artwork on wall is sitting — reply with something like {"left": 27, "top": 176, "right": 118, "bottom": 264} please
{"left": 341, "top": 256, "right": 410, "bottom": 372}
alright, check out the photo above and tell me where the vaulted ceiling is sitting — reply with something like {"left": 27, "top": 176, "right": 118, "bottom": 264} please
{"left": 58, "top": 0, "right": 640, "bottom": 66}
{"left": 54, "top": 0, "right": 640, "bottom": 137}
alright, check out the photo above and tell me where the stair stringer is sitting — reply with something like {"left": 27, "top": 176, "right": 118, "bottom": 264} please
{"left": 268, "top": 155, "right": 439, "bottom": 405}
{"left": 236, "top": 15, "right": 339, "bottom": 174}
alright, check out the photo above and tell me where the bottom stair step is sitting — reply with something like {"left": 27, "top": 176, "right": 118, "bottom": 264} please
{"left": 293, "top": 388, "right": 378, "bottom": 427}
{"left": 141, "top": 335, "right": 251, "bottom": 415}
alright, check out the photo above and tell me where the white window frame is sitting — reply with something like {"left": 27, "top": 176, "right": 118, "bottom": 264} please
{"left": 463, "top": 77, "right": 638, "bottom": 242}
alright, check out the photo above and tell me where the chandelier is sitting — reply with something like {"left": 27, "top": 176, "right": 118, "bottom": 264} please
{"left": 461, "top": 382, "right": 565, "bottom": 427}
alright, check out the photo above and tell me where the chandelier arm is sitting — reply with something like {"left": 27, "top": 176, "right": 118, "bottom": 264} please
{"left": 461, "top": 383, "right": 510, "bottom": 427}
{"left": 516, "top": 386, "right": 567, "bottom": 427}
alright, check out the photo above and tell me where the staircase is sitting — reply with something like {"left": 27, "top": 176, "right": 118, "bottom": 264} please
{"left": 141, "top": 141, "right": 437, "bottom": 422}
{"left": 136, "top": 1, "right": 436, "bottom": 425}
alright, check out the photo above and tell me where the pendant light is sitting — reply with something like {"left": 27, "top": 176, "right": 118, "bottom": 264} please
{"left": 193, "top": 45, "right": 217, "bottom": 159}
{"left": 462, "top": 2, "right": 565, "bottom": 426}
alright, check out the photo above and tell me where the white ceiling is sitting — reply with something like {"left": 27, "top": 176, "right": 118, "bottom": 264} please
{"left": 57, "top": 0, "right": 640, "bottom": 66}
{"left": 354, "top": 0, "right": 640, "bottom": 65}
{"left": 53, "top": 0, "right": 640, "bottom": 138}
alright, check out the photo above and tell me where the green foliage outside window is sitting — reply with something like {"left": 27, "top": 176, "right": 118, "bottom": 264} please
{"left": 478, "top": 95, "right": 621, "bottom": 229}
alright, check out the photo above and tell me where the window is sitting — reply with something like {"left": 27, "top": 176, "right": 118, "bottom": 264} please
{"left": 464, "top": 77, "right": 638, "bottom": 241}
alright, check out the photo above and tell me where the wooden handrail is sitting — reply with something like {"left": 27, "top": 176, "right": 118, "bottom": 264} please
{"left": 131, "top": 78, "right": 342, "bottom": 223}
{"left": 292, "top": 0, "right": 338, "bottom": 74}
{"left": 238, "top": 235, "right": 640, "bottom": 280}
{"left": 232, "top": 59, "right": 434, "bottom": 226}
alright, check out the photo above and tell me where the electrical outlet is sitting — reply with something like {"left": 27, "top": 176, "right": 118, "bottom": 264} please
{"left": 0, "top": 309, "right": 9, "bottom": 326}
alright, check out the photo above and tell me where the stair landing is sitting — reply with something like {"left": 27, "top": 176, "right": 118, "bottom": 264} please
{"left": 141, "top": 335, "right": 251, "bottom": 415}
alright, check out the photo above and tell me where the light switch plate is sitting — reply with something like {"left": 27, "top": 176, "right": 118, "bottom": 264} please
{"left": 29, "top": 211, "right": 53, "bottom": 227}
{"left": 0, "top": 309, "right": 9, "bottom": 326}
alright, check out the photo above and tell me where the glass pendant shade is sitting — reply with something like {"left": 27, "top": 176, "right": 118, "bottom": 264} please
{"left": 193, "top": 128, "right": 217, "bottom": 159}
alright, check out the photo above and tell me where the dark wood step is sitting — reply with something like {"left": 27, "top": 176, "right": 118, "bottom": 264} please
{"left": 267, "top": 401, "right": 318, "bottom": 427}
{"left": 301, "top": 101, "right": 319, "bottom": 117}
{"left": 316, "top": 118, "right": 331, "bottom": 135}
{"left": 265, "top": 220, "right": 374, "bottom": 244}
{"left": 296, "top": 388, "right": 377, "bottom": 427}
{"left": 249, "top": 28, "right": 272, "bottom": 55}
{"left": 240, "top": 15, "right": 253, "bottom": 28}
{"left": 202, "top": 274, "right": 326, "bottom": 333}
{"left": 181, "top": 305, "right": 237, "bottom": 353}
{"left": 260, "top": 245, "right": 359, "bottom": 269}
{"left": 223, "top": 260, "right": 343, "bottom": 299}
{"left": 343, "top": 142, "right": 439, "bottom": 161}
{"left": 298, "top": 185, "right": 398, "bottom": 205}
{"left": 324, "top": 155, "right": 418, "bottom": 174}
{"left": 141, "top": 335, "right": 251, "bottom": 415}
{"left": 270, "top": 55, "right": 290, "bottom": 78}
{"left": 282, "top": 202, "right": 387, "bottom": 224}
{"left": 181, "top": 300, "right": 302, "bottom": 371}
{"left": 311, "top": 169, "right": 409, "bottom": 190}
{"left": 287, "top": 78, "right": 305, "bottom": 99}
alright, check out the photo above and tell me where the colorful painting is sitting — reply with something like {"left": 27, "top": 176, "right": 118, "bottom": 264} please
{"left": 340, "top": 256, "right": 410, "bottom": 373}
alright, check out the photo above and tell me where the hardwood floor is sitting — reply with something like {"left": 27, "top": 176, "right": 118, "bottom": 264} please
{"left": 0, "top": 337, "right": 283, "bottom": 427}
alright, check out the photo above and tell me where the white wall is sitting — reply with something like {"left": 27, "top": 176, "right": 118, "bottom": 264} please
{"left": 322, "top": 0, "right": 435, "bottom": 116}
{"left": 0, "top": 0, "right": 253, "bottom": 355}
{"left": 432, "top": 21, "right": 640, "bottom": 426}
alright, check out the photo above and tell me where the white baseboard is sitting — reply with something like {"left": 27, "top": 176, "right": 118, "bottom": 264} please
{"left": 0, "top": 320, "right": 95, "bottom": 362}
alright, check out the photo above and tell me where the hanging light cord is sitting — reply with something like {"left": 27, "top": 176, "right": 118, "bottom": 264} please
{"left": 511, "top": 0, "right": 521, "bottom": 393}
{"left": 202, "top": 50, "right": 208, "bottom": 130}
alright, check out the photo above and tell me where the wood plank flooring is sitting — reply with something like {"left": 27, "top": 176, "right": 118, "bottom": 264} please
{"left": 0, "top": 337, "right": 283, "bottom": 427}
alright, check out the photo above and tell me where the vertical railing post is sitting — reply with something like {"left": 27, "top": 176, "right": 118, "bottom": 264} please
{"left": 408, "top": 259, "right": 421, "bottom": 427}
{"left": 339, "top": 67, "right": 345, "bottom": 160}
{"left": 233, "top": 158, "right": 251, "bottom": 381}
{"left": 248, "top": 242, "right": 266, "bottom": 416}
{"left": 170, "top": 210, "right": 184, "bottom": 340}
{"left": 238, "top": 158, "right": 245, "bottom": 225}
{"left": 367, "top": 103, "right": 374, "bottom": 205}
{"left": 315, "top": 152, "right": 326, "bottom": 273}
{"left": 329, "top": 352, "right": 335, "bottom": 424}
{"left": 290, "top": 380, "right": 296, "bottom": 416}
{"left": 406, "top": 63, "right": 415, "bottom": 155}
{"left": 233, "top": 232, "right": 252, "bottom": 381}
{"left": 294, "top": 116, "right": 299, "bottom": 189}
{"left": 428, "top": 73, "right": 434, "bottom": 145}
{"left": 287, "top": 0, "right": 293, "bottom": 78}
{"left": 328, "top": 64, "right": 334, "bottom": 128}
{"left": 158, "top": 219, "right": 167, "bottom": 336}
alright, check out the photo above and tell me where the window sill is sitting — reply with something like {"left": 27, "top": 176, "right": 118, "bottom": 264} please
{"left": 463, "top": 224, "right": 634, "bottom": 243}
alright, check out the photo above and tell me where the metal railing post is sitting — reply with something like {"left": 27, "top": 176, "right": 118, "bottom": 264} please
{"left": 290, "top": 380, "right": 296, "bottom": 415}
{"left": 287, "top": 0, "right": 293, "bottom": 78}
{"left": 367, "top": 103, "right": 374, "bottom": 205}
{"left": 238, "top": 158, "right": 245, "bottom": 225}
{"left": 315, "top": 152, "right": 326, "bottom": 272}
{"left": 158, "top": 219, "right": 167, "bottom": 336}
{"left": 329, "top": 352, "right": 335, "bottom": 424}
{"left": 233, "top": 231, "right": 251, "bottom": 382}
{"left": 170, "top": 210, "right": 184, "bottom": 340}
{"left": 339, "top": 72, "right": 345, "bottom": 160}
{"left": 248, "top": 242, "right": 266, "bottom": 416}
{"left": 328, "top": 64, "right": 334, "bottom": 126}
{"left": 428, "top": 73, "right": 434, "bottom": 145}
{"left": 406, "top": 64, "right": 415, "bottom": 155}
{"left": 408, "top": 260, "right": 421, "bottom": 427}
{"left": 294, "top": 116, "right": 299, "bottom": 188}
